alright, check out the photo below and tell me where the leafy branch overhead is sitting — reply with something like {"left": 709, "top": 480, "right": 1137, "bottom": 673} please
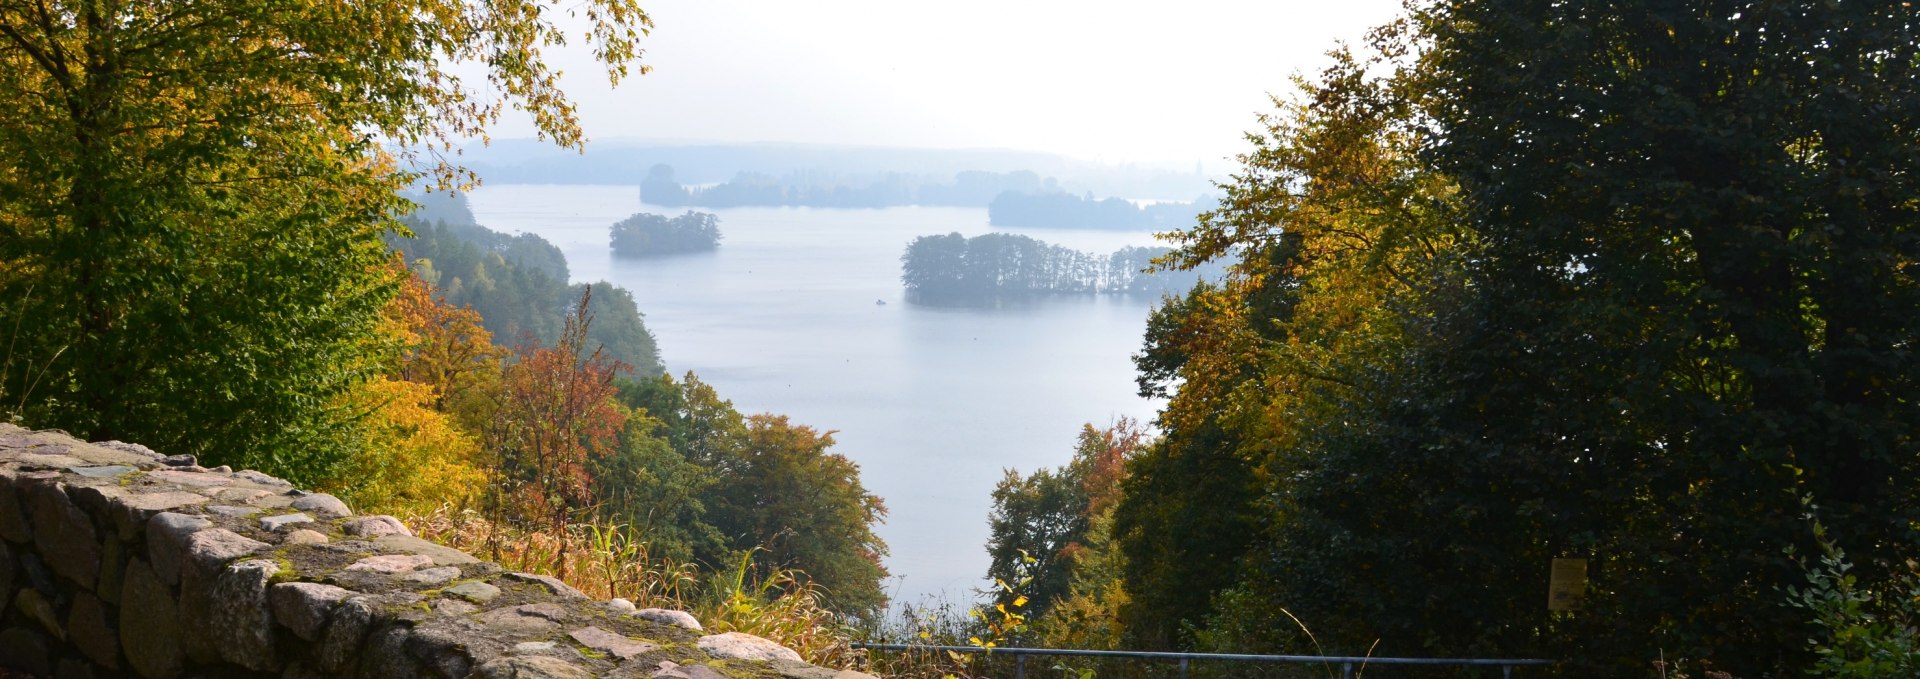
{"left": 0, "top": 0, "right": 652, "bottom": 477}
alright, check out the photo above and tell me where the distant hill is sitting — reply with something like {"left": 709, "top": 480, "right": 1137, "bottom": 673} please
{"left": 457, "top": 139, "right": 1218, "bottom": 202}
{"left": 638, "top": 164, "right": 1054, "bottom": 209}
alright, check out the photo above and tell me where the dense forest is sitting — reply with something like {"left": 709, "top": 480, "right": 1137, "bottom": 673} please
{"left": 972, "top": 4, "right": 1920, "bottom": 679}
{"left": 898, "top": 232, "right": 1227, "bottom": 303}
{"left": 610, "top": 210, "right": 723, "bottom": 256}
{"left": 640, "top": 163, "right": 1057, "bottom": 208}
{"left": 986, "top": 191, "right": 1213, "bottom": 231}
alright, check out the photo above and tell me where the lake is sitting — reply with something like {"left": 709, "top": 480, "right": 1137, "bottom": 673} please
{"left": 465, "top": 184, "right": 1167, "bottom": 607}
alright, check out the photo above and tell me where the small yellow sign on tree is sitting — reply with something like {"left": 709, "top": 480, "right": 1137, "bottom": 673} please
{"left": 1548, "top": 558, "right": 1588, "bottom": 611}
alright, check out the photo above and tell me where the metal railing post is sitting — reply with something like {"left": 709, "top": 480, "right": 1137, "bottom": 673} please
{"left": 1178, "top": 656, "right": 1188, "bottom": 679}
{"left": 1015, "top": 653, "right": 1025, "bottom": 679}
{"left": 1342, "top": 661, "right": 1354, "bottom": 679}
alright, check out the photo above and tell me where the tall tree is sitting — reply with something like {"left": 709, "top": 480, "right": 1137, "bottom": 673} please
{"left": 1117, "top": 30, "right": 1471, "bottom": 655}
{"left": 710, "top": 414, "right": 890, "bottom": 618}
{"left": 0, "top": 0, "right": 650, "bottom": 480}
{"left": 616, "top": 372, "right": 890, "bottom": 617}
{"left": 986, "top": 419, "right": 1148, "bottom": 625}
{"left": 1123, "top": 5, "right": 1920, "bottom": 675}
{"left": 1414, "top": 2, "right": 1920, "bottom": 672}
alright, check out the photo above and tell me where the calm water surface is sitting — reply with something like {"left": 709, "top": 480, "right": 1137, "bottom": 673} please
{"left": 466, "top": 184, "right": 1165, "bottom": 605}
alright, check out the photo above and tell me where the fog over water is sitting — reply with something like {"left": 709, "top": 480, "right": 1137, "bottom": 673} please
{"left": 465, "top": 183, "right": 1166, "bottom": 605}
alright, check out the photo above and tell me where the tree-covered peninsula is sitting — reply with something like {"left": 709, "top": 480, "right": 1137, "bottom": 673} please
{"left": 899, "top": 232, "right": 1227, "bottom": 303}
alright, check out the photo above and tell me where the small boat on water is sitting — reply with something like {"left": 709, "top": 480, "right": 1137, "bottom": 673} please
{"left": 875, "top": 299, "right": 887, "bottom": 306}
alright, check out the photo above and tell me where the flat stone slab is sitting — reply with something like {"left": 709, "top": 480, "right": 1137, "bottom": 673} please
{"left": 401, "top": 566, "right": 462, "bottom": 586}
{"left": 478, "top": 603, "right": 570, "bottom": 634}
{"left": 372, "top": 534, "right": 480, "bottom": 566}
{"left": 146, "top": 469, "right": 232, "bottom": 487}
{"left": 445, "top": 581, "right": 502, "bottom": 603}
{"left": 290, "top": 493, "right": 351, "bottom": 516}
{"left": 568, "top": 626, "right": 657, "bottom": 660}
{"left": 9, "top": 452, "right": 87, "bottom": 468}
{"left": 119, "top": 490, "right": 208, "bottom": 512}
{"left": 185, "top": 528, "right": 270, "bottom": 571}
{"left": 94, "top": 440, "right": 160, "bottom": 458}
{"left": 211, "top": 487, "right": 274, "bottom": 503}
{"left": 505, "top": 571, "right": 588, "bottom": 600}
{"left": 432, "top": 598, "right": 479, "bottom": 616}
{"left": 472, "top": 655, "right": 589, "bottom": 679}
{"left": 634, "top": 608, "right": 703, "bottom": 631}
{"left": 260, "top": 513, "right": 313, "bottom": 531}
{"left": 282, "top": 529, "right": 328, "bottom": 545}
{"left": 344, "top": 553, "right": 434, "bottom": 574}
{"left": 233, "top": 470, "right": 292, "bottom": 487}
{"left": 342, "top": 515, "right": 412, "bottom": 537}
{"left": 69, "top": 465, "right": 136, "bottom": 478}
{"left": 698, "top": 632, "right": 802, "bottom": 663}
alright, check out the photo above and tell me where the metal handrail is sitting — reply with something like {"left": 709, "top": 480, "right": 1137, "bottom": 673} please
{"left": 854, "top": 642, "right": 1558, "bottom": 679}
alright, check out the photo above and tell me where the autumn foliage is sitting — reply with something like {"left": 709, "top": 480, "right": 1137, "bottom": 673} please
{"left": 488, "top": 289, "right": 632, "bottom": 578}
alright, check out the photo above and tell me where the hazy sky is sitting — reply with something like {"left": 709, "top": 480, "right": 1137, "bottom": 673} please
{"left": 485, "top": 0, "right": 1407, "bottom": 167}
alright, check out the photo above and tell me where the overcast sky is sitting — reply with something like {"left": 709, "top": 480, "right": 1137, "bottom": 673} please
{"left": 485, "top": 0, "right": 1407, "bottom": 168}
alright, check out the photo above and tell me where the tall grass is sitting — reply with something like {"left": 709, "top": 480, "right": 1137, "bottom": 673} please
{"left": 697, "top": 550, "right": 864, "bottom": 669}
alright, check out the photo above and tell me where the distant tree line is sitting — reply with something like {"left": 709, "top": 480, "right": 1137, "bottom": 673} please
{"left": 389, "top": 194, "right": 663, "bottom": 376}
{"left": 899, "top": 232, "right": 1227, "bottom": 303}
{"left": 641, "top": 164, "right": 1058, "bottom": 208}
{"left": 610, "top": 210, "right": 722, "bottom": 256}
{"left": 987, "top": 191, "right": 1214, "bottom": 231}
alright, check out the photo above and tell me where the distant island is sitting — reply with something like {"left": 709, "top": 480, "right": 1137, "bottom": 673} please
{"left": 610, "top": 210, "right": 722, "bottom": 256}
{"left": 900, "top": 231, "right": 1229, "bottom": 304}
{"left": 987, "top": 190, "right": 1216, "bottom": 231}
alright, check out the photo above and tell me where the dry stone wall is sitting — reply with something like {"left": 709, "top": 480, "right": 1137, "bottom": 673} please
{"left": 0, "top": 424, "right": 872, "bottom": 679}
